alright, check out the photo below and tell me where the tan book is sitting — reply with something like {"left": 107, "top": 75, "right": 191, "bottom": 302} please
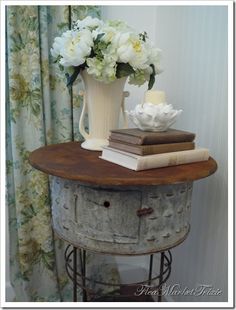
{"left": 109, "top": 139, "right": 195, "bottom": 156}
{"left": 100, "top": 147, "right": 209, "bottom": 171}
{"left": 110, "top": 128, "right": 195, "bottom": 145}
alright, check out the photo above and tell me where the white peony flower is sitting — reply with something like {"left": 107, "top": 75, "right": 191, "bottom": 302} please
{"left": 51, "top": 37, "right": 62, "bottom": 58}
{"left": 106, "top": 19, "right": 133, "bottom": 33}
{"left": 92, "top": 20, "right": 133, "bottom": 45}
{"left": 92, "top": 25, "right": 118, "bottom": 44}
{"left": 50, "top": 30, "right": 75, "bottom": 58}
{"left": 51, "top": 17, "right": 163, "bottom": 87}
{"left": 74, "top": 16, "right": 103, "bottom": 30}
{"left": 116, "top": 32, "right": 149, "bottom": 70}
{"left": 51, "top": 29, "right": 93, "bottom": 67}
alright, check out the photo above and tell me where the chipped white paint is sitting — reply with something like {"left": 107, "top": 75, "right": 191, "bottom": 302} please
{"left": 50, "top": 176, "right": 193, "bottom": 255}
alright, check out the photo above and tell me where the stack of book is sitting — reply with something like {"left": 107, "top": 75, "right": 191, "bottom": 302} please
{"left": 100, "top": 128, "right": 209, "bottom": 171}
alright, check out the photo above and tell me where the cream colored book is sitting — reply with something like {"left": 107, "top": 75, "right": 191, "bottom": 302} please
{"left": 100, "top": 146, "right": 209, "bottom": 171}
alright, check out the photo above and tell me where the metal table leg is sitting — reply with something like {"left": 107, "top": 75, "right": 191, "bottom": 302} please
{"left": 65, "top": 245, "right": 172, "bottom": 302}
{"left": 79, "top": 249, "right": 87, "bottom": 302}
{"left": 158, "top": 251, "right": 165, "bottom": 302}
{"left": 73, "top": 247, "right": 77, "bottom": 302}
{"left": 148, "top": 254, "right": 154, "bottom": 286}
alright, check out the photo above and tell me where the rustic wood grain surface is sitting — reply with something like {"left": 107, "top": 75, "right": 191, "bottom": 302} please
{"left": 29, "top": 142, "right": 217, "bottom": 186}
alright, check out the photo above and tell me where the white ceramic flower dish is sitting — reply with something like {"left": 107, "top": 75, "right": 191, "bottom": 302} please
{"left": 126, "top": 102, "right": 182, "bottom": 132}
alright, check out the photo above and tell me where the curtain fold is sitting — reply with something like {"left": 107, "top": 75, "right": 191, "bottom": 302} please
{"left": 6, "top": 5, "right": 120, "bottom": 302}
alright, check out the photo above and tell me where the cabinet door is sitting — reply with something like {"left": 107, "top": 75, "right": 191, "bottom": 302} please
{"left": 140, "top": 183, "right": 192, "bottom": 246}
{"left": 74, "top": 186, "right": 141, "bottom": 244}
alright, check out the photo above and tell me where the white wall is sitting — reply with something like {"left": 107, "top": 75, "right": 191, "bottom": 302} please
{"left": 102, "top": 5, "right": 228, "bottom": 302}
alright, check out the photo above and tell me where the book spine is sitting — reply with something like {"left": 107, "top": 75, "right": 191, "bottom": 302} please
{"left": 110, "top": 132, "right": 195, "bottom": 145}
{"left": 109, "top": 140, "right": 195, "bottom": 156}
{"left": 109, "top": 141, "right": 142, "bottom": 155}
{"left": 100, "top": 149, "right": 138, "bottom": 170}
{"left": 140, "top": 142, "right": 195, "bottom": 155}
{"left": 110, "top": 133, "right": 141, "bottom": 145}
{"left": 136, "top": 149, "right": 209, "bottom": 171}
{"left": 142, "top": 134, "right": 195, "bottom": 145}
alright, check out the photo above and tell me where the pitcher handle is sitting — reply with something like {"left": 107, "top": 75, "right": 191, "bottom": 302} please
{"left": 121, "top": 91, "right": 129, "bottom": 128}
{"left": 79, "top": 90, "right": 90, "bottom": 140}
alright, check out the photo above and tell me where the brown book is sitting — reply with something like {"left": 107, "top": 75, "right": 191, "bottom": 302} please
{"left": 109, "top": 139, "right": 195, "bottom": 156}
{"left": 110, "top": 128, "right": 195, "bottom": 145}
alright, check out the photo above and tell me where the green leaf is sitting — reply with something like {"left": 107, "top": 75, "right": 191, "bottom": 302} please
{"left": 59, "top": 64, "right": 64, "bottom": 72}
{"left": 94, "top": 32, "right": 105, "bottom": 44}
{"left": 93, "top": 34, "right": 110, "bottom": 61}
{"left": 148, "top": 64, "right": 156, "bottom": 90}
{"left": 139, "top": 31, "right": 148, "bottom": 42}
{"left": 148, "top": 75, "right": 155, "bottom": 90}
{"left": 116, "top": 63, "right": 135, "bottom": 79}
{"left": 66, "top": 66, "right": 81, "bottom": 87}
{"left": 53, "top": 55, "right": 62, "bottom": 64}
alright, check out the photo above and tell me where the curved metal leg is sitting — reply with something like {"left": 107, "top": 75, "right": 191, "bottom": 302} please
{"left": 148, "top": 254, "right": 154, "bottom": 286}
{"left": 158, "top": 251, "right": 165, "bottom": 302}
{"left": 79, "top": 249, "right": 87, "bottom": 301}
{"left": 65, "top": 245, "right": 172, "bottom": 302}
{"left": 73, "top": 247, "right": 77, "bottom": 302}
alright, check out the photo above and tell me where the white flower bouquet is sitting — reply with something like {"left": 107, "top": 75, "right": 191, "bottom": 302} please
{"left": 51, "top": 16, "right": 162, "bottom": 89}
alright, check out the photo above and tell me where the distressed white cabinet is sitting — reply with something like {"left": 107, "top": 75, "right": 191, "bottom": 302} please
{"left": 51, "top": 177, "right": 193, "bottom": 255}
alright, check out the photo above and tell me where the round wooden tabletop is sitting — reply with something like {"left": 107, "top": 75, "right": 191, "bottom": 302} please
{"left": 29, "top": 142, "right": 217, "bottom": 186}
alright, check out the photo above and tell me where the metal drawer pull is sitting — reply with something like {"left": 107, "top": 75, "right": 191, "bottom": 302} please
{"left": 136, "top": 207, "right": 153, "bottom": 217}
{"left": 103, "top": 201, "right": 110, "bottom": 208}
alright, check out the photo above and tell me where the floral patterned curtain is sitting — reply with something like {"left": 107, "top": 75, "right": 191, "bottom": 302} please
{"left": 6, "top": 5, "right": 119, "bottom": 302}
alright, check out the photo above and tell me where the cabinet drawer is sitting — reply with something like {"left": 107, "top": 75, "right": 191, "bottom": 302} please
{"left": 74, "top": 186, "right": 141, "bottom": 244}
